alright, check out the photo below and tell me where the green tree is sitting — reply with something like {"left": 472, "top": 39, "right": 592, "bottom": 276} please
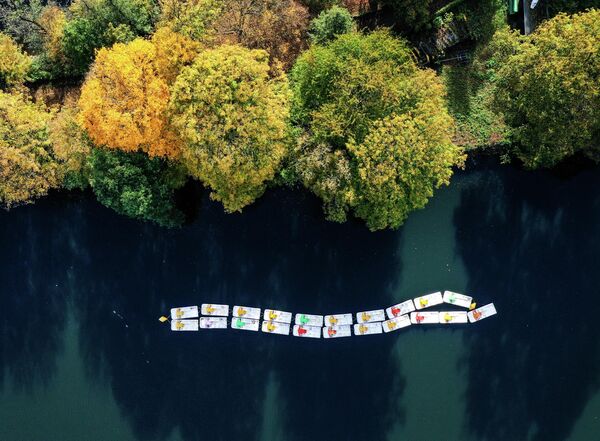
{"left": 348, "top": 100, "right": 463, "bottom": 230}
{"left": 0, "top": 91, "right": 58, "bottom": 208}
{"left": 291, "top": 30, "right": 463, "bottom": 230}
{"left": 170, "top": 45, "right": 290, "bottom": 212}
{"left": 380, "top": 0, "right": 433, "bottom": 32}
{"left": 88, "top": 148, "right": 186, "bottom": 226}
{"left": 61, "top": 0, "right": 159, "bottom": 76}
{"left": 0, "top": 32, "right": 31, "bottom": 89}
{"left": 309, "top": 5, "right": 355, "bottom": 45}
{"left": 492, "top": 10, "right": 600, "bottom": 168}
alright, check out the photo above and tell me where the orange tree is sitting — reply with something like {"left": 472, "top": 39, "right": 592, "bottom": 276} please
{"left": 78, "top": 29, "right": 200, "bottom": 159}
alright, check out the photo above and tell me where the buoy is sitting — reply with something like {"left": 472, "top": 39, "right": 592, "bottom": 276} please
{"left": 469, "top": 302, "right": 477, "bottom": 310}
{"left": 159, "top": 316, "right": 169, "bottom": 323}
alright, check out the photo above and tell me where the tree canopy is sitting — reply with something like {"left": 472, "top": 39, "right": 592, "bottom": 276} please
{"left": 291, "top": 30, "right": 464, "bottom": 229}
{"left": 60, "top": 0, "right": 159, "bottom": 76}
{"left": 170, "top": 44, "right": 290, "bottom": 212}
{"left": 0, "top": 91, "right": 58, "bottom": 208}
{"left": 88, "top": 148, "right": 186, "bottom": 227}
{"left": 0, "top": 33, "right": 31, "bottom": 89}
{"left": 78, "top": 30, "right": 198, "bottom": 159}
{"left": 214, "top": 0, "right": 309, "bottom": 70}
{"left": 492, "top": 10, "right": 600, "bottom": 168}
{"left": 309, "top": 5, "right": 355, "bottom": 46}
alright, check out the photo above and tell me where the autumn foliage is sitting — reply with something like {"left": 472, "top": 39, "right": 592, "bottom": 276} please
{"left": 170, "top": 45, "right": 290, "bottom": 212}
{"left": 78, "top": 29, "right": 199, "bottom": 159}
{"left": 0, "top": 92, "right": 58, "bottom": 208}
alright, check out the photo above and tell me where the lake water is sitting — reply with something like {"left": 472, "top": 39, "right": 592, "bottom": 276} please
{"left": 1, "top": 159, "right": 599, "bottom": 441}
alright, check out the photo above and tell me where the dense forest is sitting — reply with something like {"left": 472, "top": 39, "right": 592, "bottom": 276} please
{"left": 0, "top": 0, "right": 598, "bottom": 230}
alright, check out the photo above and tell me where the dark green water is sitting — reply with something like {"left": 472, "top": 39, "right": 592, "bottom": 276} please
{"left": 1, "top": 160, "right": 600, "bottom": 441}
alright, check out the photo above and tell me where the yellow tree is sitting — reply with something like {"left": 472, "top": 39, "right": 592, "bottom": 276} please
{"left": 38, "top": 5, "right": 67, "bottom": 63}
{"left": 78, "top": 29, "right": 199, "bottom": 158}
{"left": 0, "top": 33, "right": 31, "bottom": 89}
{"left": 49, "top": 98, "right": 92, "bottom": 190}
{"left": 170, "top": 45, "right": 290, "bottom": 212}
{"left": 0, "top": 91, "right": 58, "bottom": 208}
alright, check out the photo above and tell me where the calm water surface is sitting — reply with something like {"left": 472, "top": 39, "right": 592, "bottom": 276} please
{"left": 1, "top": 160, "right": 600, "bottom": 441}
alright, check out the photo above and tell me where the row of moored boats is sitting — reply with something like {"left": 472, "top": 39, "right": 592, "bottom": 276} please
{"left": 163, "top": 291, "right": 497, "bottom": 338}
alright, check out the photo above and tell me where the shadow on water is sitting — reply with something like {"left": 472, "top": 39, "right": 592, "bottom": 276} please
{"left": 454, "top": 163, "right": 600, "bottom": 441}
{"left": 0, "top": 194, "right": 87, "bottom": 392}
{"left": 69, "top": 187, "right": 405, "bottom": 441}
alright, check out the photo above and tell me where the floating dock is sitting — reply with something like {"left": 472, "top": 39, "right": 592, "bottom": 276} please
{"left": 161, "top": 292, "right": 497, "bottom": 339}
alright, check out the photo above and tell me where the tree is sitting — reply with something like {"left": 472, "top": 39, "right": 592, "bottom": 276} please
{"left": 214, "top": 0, "right": 309, "bottom": 70}
{"left": 49, "top": 100, "right": 92, "bottom": 190}
{"left": 170, "top": 45, "right": 291, "bottom": 212}
{"left": 78, "top": 31, "right": 198, "bottom": 159}
{"left": 291, "top": 30, "right": 418, "bottom": 148}
{"left": 88, "top": 148, "right": 186, "bottom": 226}
{"left": 492, "top": 10, "right": 600, "bottom": 168}
{"left": 348, "top": 98, "right": 464, "bottom": 230}
{"left": 379, "top": 0, "right": 433, "bottom": 33}
{"left": 61, "top": 0, "right": 159, "bottom": 76}
{"left": 309, "top": 5, "right": 355, "bottom": 45}
{"left": 0, "top": 91, "right": 58, "bottom": 208}
{"left": 0, "top": 0, "right": 47, "bottom": 52}
{"left": 158, "top": 0, "right": 222, "bottom": 41}
{"left": 291, "top": 30, "right": 463, "bottom": 229}
{"left": 0, "top": 32, "right": 31, "bottom": 89}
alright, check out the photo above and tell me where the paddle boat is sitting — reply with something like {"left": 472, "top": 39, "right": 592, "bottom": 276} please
{"left": 170, "top": 306, "right": 198, "bottom": 319}
{"left": 468, "top": 303, "right": 497, "bottom": 323}
{"left": 232, "top": 305, "right": 261, "bottom": 320}
{"left": 324, "top": 313, "right": 353, "bottom": 326}
{"left": 353, "top": 322, "right": 383, "bottom": 336}
{"left": 414, "top": 292, "right": 443, "bottom": 310}
{"left": 171, "top": 319, "right": 199, "bottom": 331}
{"left": 295, "top": 313, "right": 324, "bottom": 327}
{"left": 322, "top": 325, "right": 352, "bottom": 338}
{"left": 410, "top": 311, "right": 440, "bottom": 324}
{"left": 385, "top": 300, "right": 415, "bottom": 319}
{"left": 383, "top": 315, "right": 412, "bottom": 333}
{"left": 199, "top": 317, "right": 228, "bottom": 329}
{"left": 293, "top": 324, "right": 321, "bottom": 338}
{"left": 356, "top": 309, "right": 385, "bottom": 323}
{"left": 263, "top": 309, "right": 292, "bottom": 324}
{"left": 443, "top": 291, "right": 473, "bottom": 309}
{"left": 231, "top": 317, "right": 260, "bottom": 331}
{"left": 201, "top": 303, "right": 229, "bottom": 316}
{"left": 438, "top": 311, "right": 468, "bottom": 324}
{"left": 261, "top": 320, "right": 291, "bottom": 335}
